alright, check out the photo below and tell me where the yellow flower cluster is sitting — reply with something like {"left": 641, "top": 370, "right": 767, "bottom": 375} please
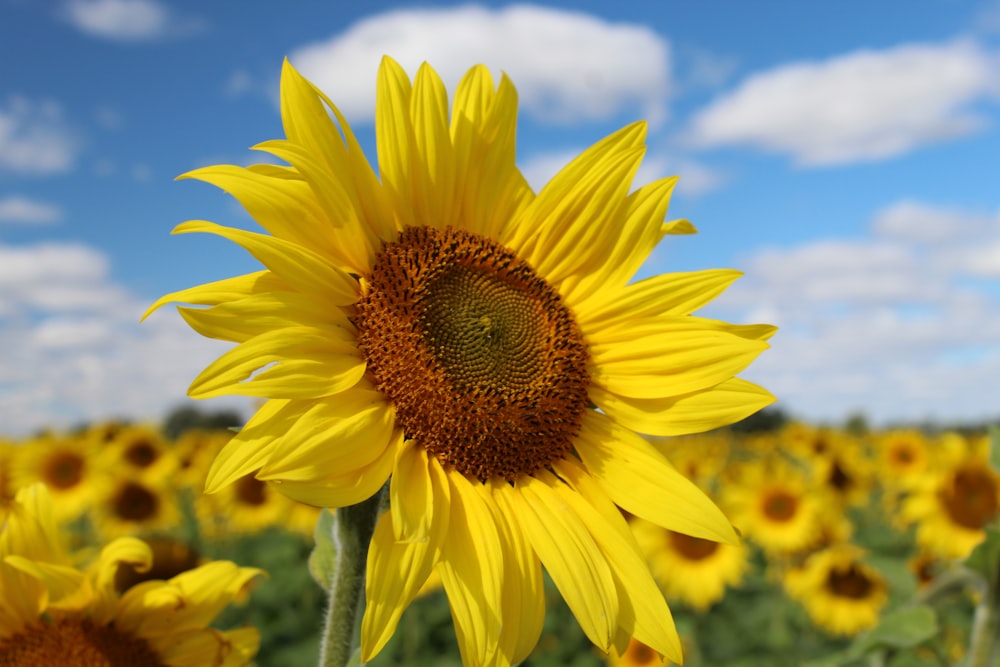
{"left": 622, "top": 423, "right": 997, "bottom": 644}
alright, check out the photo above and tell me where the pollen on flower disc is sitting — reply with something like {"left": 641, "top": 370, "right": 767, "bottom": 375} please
{"left": 354, "top": 226, "right": 590, "bottom": 482}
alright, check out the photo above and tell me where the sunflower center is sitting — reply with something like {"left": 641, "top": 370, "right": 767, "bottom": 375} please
{"left": 113, "top": 482, "right": 159, "bottom": 522}
{"left": 124, "top": 441, "right": 158, "bottom": 468}
{"left": 354, "top": 226, "right": 590, "bottom": 482}
{"left": 236, "top": 474, "right": 268, "bottom": 506}
{"left": 940, "top": 466, "right": 999, "bottom": 530}
{"left": 826, "top": 565, "right": 874, "bottom": 600}
{"left": 623, "top": 639, "right": 661, "bottom": 665}
{"left": 44, "top": 452, "right": 84, "bottom": 490}
{"left": 0, "top": 618, "right": 166, "bottom": 667}
{"left": 669, "top": 531, "right": 719, "bottom": 561}
{"left": 762, "top": 490, "right": 799, "bottom": 522}
{"left": 115, "top": 538, "right": 200, "bottom": 594}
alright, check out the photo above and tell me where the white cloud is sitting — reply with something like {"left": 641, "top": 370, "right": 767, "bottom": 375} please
{"left": 61, "top": 0, "right": 203, "bottom": 42}
{"left": 288, "top": 4, "right": 670, "bottom": 126}
{"left": 685, "top": 40, "right": 999, "bottom": 166}
{"left": 0, "top": 97, "right": 79, "bottom": 174}
{"left": 0, "top": 197, "right": 62, "bottom": 224}
{"left": 710, "top": 200, "right": 1000, "bottom": 425}
{"left": 0, "top": 241, "right": 251, "bottom": 436}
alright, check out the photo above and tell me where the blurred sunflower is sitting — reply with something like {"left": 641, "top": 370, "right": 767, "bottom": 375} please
{"left": 0, "top": 484, "right": 262, "bottom": 666}
{"left": 99, "top": 424, "right": 177, "bottom": 480}
{"left": 0, "top": 439, "right": 17, "bottom": 516}
{"left": 808, "top": 434, "right": 874, "bottom": 509}
{"left": 11, "top": 433, "right": 97, "bottom": 523}
{"left": 721, "top": 457, "right": 839, "bottom": 557}
{"left": 784, "top": 543, "right": 887, "bottom": 637}
{"left": 146, "top": 56, "right": 774, "bottom": 665}
{"left": 648, "top": 432, "right": 730, "bottom": 491}
{"left": 197, "top": 472, "right": 319, "bottom": 537}
{"left": 606, "top": 637, "right": 673, "bottom": 666}
{"left": 901, "top": 432, "right": 1000, "bottom": 559}
{"left": 876, "top": 429, "right": 931, "bottom": 488}
{"left": 90, "top": 472, "right": 182, "bottom": 540}
{"left": 171, "top": 429, "right": 233, "bottom": 491}
{"left": 631, "top": 517, "right": 747, "bottom": 611}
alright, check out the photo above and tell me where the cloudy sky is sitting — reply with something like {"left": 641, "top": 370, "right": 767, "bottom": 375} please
{"left": 2, "top": 0, "right": 999, "bottom": 436}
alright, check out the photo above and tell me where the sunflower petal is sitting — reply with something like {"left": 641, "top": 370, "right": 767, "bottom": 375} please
{"left": 266, "top": 439, "right": 397, "bottom": 508}
{"left": 575, "top": 410, "right": 738, "bottom": 544}
{"left": 552, "top": 462, "right": 682, "bottom": 662}
{"left": 362, "top": 464, "right": 449, "bottom": 661}
{"left": 257, "top": 391, "right": 395, "bottom": 481}
{"left": 503, "top": 477, "right": 618, "bottom": 651}
{"left": 592, "top": 378, "right": 777, "bottom": 436}
{"left": 187, "top": 326, "right": 364, "bottom": 400}
{"left": 436, "top": 471, "right": 504, "bottom": 666}
{"left": 588, "top": 317, "right": 769, "bottom": 399}
{"left": 172, "top": 220, "right": 357, "bottom": 306}
{"left": 204, "top": 399, "right": 301, "bottom": 494}
{"left": 141, "top": 271, "right": 281, "bottom": 322}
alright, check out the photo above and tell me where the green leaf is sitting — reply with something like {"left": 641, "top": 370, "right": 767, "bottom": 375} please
{"left": 989, "top": 427, "right": 1000, "bottom": 474}
{"left": 964, "top": 526, "right": 1000, "bottom": 590}
{"left": 849, "top": 605, "right": 939, "bottom": 657}
{"left": 308, "top": 508, "right": 339, "bottom": 589}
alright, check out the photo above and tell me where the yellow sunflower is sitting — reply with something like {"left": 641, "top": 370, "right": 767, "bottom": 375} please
{"left": 901, "top": 432, "right": 1000, "bottom": 559}
{"left": 721, "top": 457, "right": 842, "bottom": 557}
{"left": 606, "top": 637, "right": 674, "bottom": 666}
{"left": 196, "top": 471, "right": 319, "bottom": 537}
{"left": 631, "top": 517, "right": 748, "bottom": 611}
{"left": 784, "top": 543, "right": 888, "bottom": 637}
{"left": 11, "top": 432, "right": 97, "bottom": 523}
{"left": 90, "top": 472, "right": 183, "bottom": 540}
{"left": 98, "top": 423, "right": 177, "bottom": 481}
{"left": 0, "top": 484, "right": 262, "bottom": 666}
{"left": 145, "top": 56, "right": 774, "bottom": 665}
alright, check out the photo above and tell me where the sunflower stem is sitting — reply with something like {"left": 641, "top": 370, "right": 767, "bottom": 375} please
{"left": 318, "top": 487, "right": 386, "bottom": 667}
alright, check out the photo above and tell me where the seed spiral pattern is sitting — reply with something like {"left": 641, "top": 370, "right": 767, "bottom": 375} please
{"left": 354, "top": 226, "right": 590, "bottom": 482}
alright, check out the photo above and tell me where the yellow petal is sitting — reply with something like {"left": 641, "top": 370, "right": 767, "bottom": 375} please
{"left": 589, "top": 317, "right": 769, "bottom": 399}
{"left": 266, "top": 438, "right": 397, "bottom": 508}
{"left": 576, "top": 269, "right": 743, "bottom": 329}
{"left": 591, "top": 378, "right": 777, "bottom": 436}
{"left": 376, "top": 56, "right": 417, "bottom": 230}
{"left": 187, "top": 325, "right": 365, "bottom": 400}
{"left": 172, "top": 220, "right": 357, "bottom": 306}
{"left": 552, "top": 462, "right": 682, "bottom": 662}
{"left": 390, "top": 439, "right": 451, "bottom": 543}
{"left": 502, "top": 476, "right": 618, "bottom": 651}
{"left": 436, "top": 471, "right": 504, "bottom": 667}
{"left": 204, "top": 399, "right": 301, "bottom": 494}
{"left": 410, "top": 62, "right": 457, "bottom": 229}
{"left": 485, "top": 480, "right": 545, "bottom": 665}
{"left": 574, "top": 410, "right": 738, "bottom": 544}
{"left": 140, "top": 271, "right": 280, "bottom": 322}
{"left": 177, "top": 165, "right": 338, "bottom": 263}
{"left": 361, "top": 502, "right": 446, "bottom": 661}
{"left": 2, "top": 557, "right": 88, "bottom": 612}
{"left": 258, "top": 391, "right": 395, "bottom": 481}
{"left": 177, "top": 290, "right": 351, "bottom": 343}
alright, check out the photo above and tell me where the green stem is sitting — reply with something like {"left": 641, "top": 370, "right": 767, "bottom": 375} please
{"left": 965, "top": 594, "right": 995, "bottom": 667}
{"left": 318, "top": 487, "right": 387, "bottom": 667}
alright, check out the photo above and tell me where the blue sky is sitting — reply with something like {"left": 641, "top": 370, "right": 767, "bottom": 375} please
{"left": 2, "top": 0, "right": 999, "bottom": 436}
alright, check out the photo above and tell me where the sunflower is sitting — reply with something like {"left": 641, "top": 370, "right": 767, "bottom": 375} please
{"left": 196, "top": 471, "right": 319, "bottom": 537}
{"left": 0, "top": 484, "right": 262, "bottom": 666}
{"left": 901, "top": 432, "right": 1000, "bottom": 559}
{"left": 98, "top": 424, "right": 177, "bottom": 480}
{"left": 606, "top": 637, "right": 674, "bottom": 666}
{"left": 90, "top": 471, "right": 183, "bottom": 540}
{"left": 145, "top": 56, "right": 774, "bottom": 665}
{"left": 630, "top": 516, "right": 748, "bottom": 611}
{"left": 11, "top": 432, "right": 97, "bottom": 523}
{"left": 783, "top": 543, "right": 888, "bottom": 637}
{"left": 721, "top": 457, "right": 841, "bottom": 557}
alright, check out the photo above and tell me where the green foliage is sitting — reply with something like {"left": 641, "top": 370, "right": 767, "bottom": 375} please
{"left": 308, "top": 509, "right": 338, "bottom": 590}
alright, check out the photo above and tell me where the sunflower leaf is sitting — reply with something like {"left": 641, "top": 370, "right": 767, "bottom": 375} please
{"left": 964, "top": 526, "right": 1000, "bottom": 591}
{"left": 989, "top": 427, "right": 1000, "bottom": 475}
{"left": 307, "top": 508, "right": 338, "bottom": 589}
{"left": 847, "top": 605, "right": 939, "bottom": 656}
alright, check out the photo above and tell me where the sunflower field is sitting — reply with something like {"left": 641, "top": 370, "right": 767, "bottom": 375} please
{"left": 2, "top": 412, "right": 997, "bottom": 666}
